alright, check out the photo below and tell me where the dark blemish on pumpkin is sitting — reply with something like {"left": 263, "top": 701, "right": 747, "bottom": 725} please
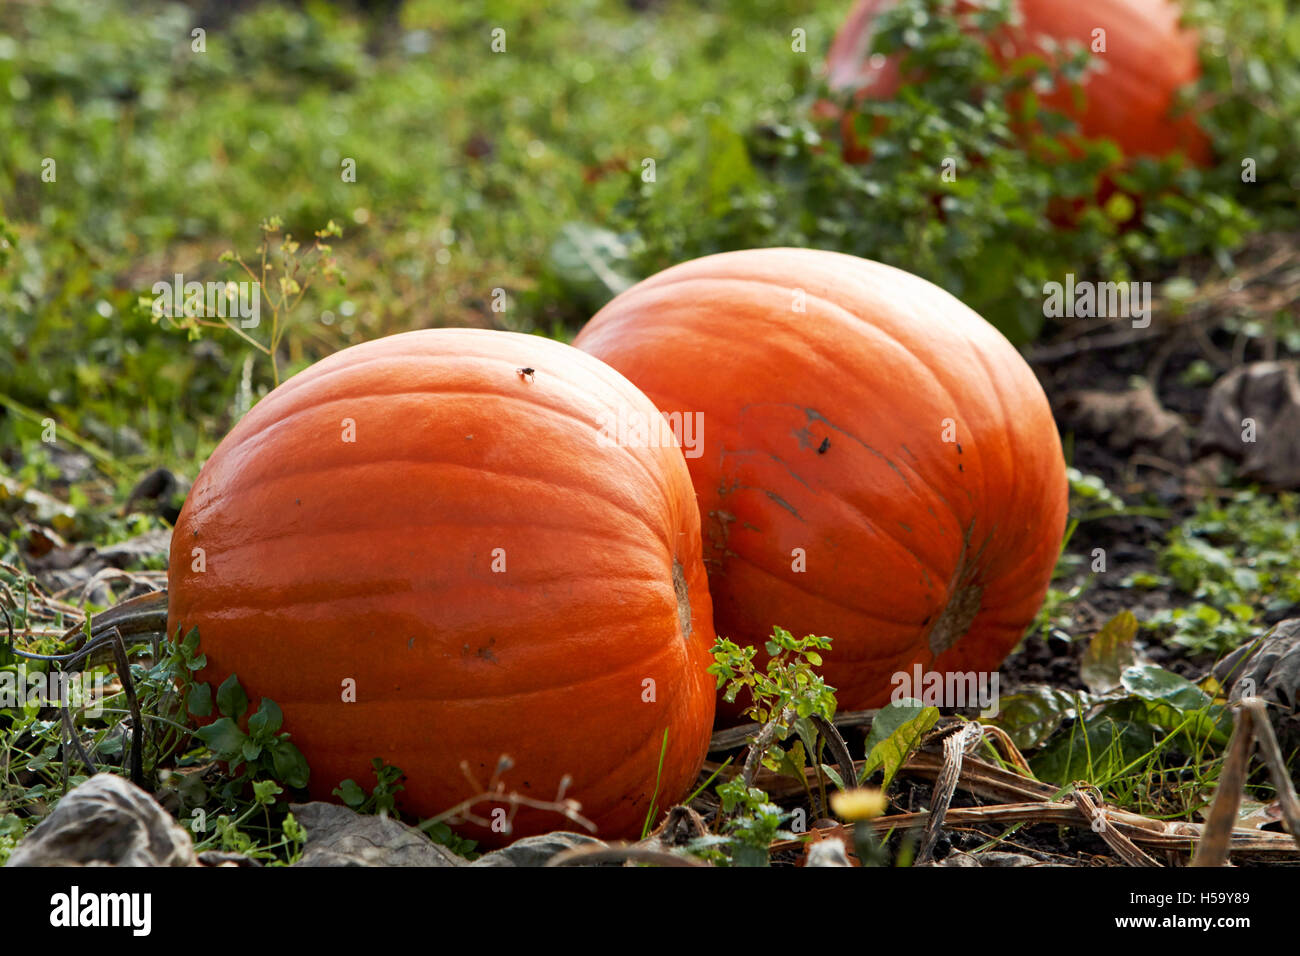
{"left": 516, "top": 367, "right": 535, "bottom": 382}
{"left": 708, "top": 509, "right": 736, "bottom": 554}
{"left": 958, "top": 463, "right": 964, "bottom": 472}
{"left": 899, "top": 522, "right": 912, "bottom": 533}
{"left": 764, "top": 490, "right": 803, "bottom": 520}
{"left": 817, "top": 437, "right": 830, "bottom": 454}
{"left": 407, "top": 637, "right": 415, "bottom": 649}
{"left": 296, "top": 498, "right": 301, "bottom": 506}
{"left": 957, "top": 443, "right": 963, "bottom": 454}
{"left": 802, "top": 408, "right": 913, "bottom": 491}
{"left": 476, "top": 638, "right": 498, "bottom": 662}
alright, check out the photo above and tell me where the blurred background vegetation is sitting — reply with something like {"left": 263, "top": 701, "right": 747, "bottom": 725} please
{"left": 0, "top": 0, "right": 1296, "bottom": 484}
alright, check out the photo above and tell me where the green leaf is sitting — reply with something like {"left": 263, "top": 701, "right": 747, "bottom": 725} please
{"left": 242, "top": 738, "right": 262, "bottom": 762}
{"left": 215, "top": 673, "right": 249, "bottom": 720}
{"left": 186, "top": 682, "right": 212, "bottom": 718}
{"left": 547, "top": 222, "right": 635, "bottom": 308}
{"left": 270, "top": 739, "right": 310, "bottom": 789}
{"left": 193, "top": 717, "right": 247, "bottom": 757}
{"left": 1120, "top": 664, "right": 1211, "bottom": 712}
{"left": 334, "top": 779, "right": 366, "bottom": 808}
{"left": 252, "top": 780, "right": 283, "bottom": 805}
{"left": 859, "top": 699, "right": 939, "bottom": 788}
{"left": 988, "top": 686, "right": 1088, "bottom": 751}
{"left": 1031, "top": 712, "right": 1157, "bottom": 785}
{"left": 1119, "top": 664, "right": 1231, "bottom": 744}
{"left": 247, "top": 698, "right": 283, "bottom": 739}
{"left": 701, "top": 115, "right": 757, "bottom": 216}
{"left": 182, "top": 626, "right": 201, "bottom": 658}
{"left": 1080, "top": 610, "right": 1137, "bottom": 693}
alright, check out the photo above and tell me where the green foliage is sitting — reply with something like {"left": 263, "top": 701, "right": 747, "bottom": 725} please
{"left": 141, "top": 218, "right": 346, "bottom": 388}
{"left": 857, "top": 699, "right": 939, "bottom": 789}
{"left": 0, "top": 813, "right": 22, "bottom": 866}
{"left": 709, "top": 626, "right": 837, "bottom": 785}
{"left": 599, "top": 0, "right": 1275, "bottom": 344}
{"left": 0, "top": 0, "right": 847, "bottom": 472}
{"left": 705, "top": 627, "right": 835, "bottom": 865}
{"left": 1183, "top": 0, "right": 1300, "bottom": 221}
{"left": 1067, "top": 467, "right": 1135, "bottom": 522}
{"left": 709, "top": 626, "right": 836, "bottom": 726}
{"left": 1147, "top": 492, "right": 1300, "bottom": 654}
{"left": 334, "top": 758, "right": 406, "bottom": 817}
{"left": 189, "top": 672, "right": 311, "bottom": 795}
{"left": 707, "top": 779, "right": 789, "bottom": 868}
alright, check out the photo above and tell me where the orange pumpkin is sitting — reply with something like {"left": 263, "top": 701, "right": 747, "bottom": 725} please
{"left": 167, "top": 328, "right": 716, "bottom": 845}
{"left": 575, "top": 249, "right": 1068, "bottom": 718}
{"left": 825, "top": 0, "right": 1210, "bottom": 165}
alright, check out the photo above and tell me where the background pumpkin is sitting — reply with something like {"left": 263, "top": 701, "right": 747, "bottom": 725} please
{"left": 167, "top": 328, "right": 716, "bottom": 845}
{"left": 825, "top": 0, "right": 1210, "bottom": 165}
{"left": 575, "top": 249, "right": 1068, "bottom": 718}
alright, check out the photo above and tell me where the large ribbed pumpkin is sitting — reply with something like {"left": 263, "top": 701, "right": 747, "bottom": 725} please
{"left": 575, "top": 249, "right": 1068, "bottom": 717}
{"left": 826, "top": 0, "right": 1210, "bottom": 164}
{"left": 167, "top": 328, "right": 716, "bottom": 845}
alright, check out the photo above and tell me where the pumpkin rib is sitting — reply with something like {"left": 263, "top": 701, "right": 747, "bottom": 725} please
{"left": 611, "top": 358, "right": 970, "bottom": 532}
{"left": 703, "top": 451, "right": 963, "bottom": 616}
{"left": 210, "top": 338, "right": 692, "bottom": 531}
{"left": 232, "top": 328, "right": 647, "bottom": 413}
{"left": 712, "top": 543, "right": 935, "bottom": 629}
{"left": 601, "top": 272, "right": 981, "bottom": 432}
{"left": 215, "top": 386, "right": 685, "bottom": 527}
{"left": 210, "top": 628, "right": 695, "bottom": 705}
{"left": 967, "top": 342, "right": 1067, "bottom": 578}
{"left": 963, "top": 352, "right": 1015, "bottom": 557}
{"left": 190, "top": 459, "right": 681, "bottom": 558}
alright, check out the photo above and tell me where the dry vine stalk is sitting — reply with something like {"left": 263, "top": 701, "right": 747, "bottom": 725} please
{"left": 1070, "top": 784, "right": 1161, "bottom": 868}
{"left": 1192, "top": 697, "right": 1300, "bottom": 866}
{"left": 422, "top": 756, "right": 598, "bottom": 838}
{"left": 760, "top": 736, "right": 1300, "bottom": 863}
{"left": 709, "top": 707, "right": 880, "bottom": 752}
{"left": 545, "top": 843, "right": 709, "bottom": 868}
{"left": 1028, "top": 233, "right": 1300, "bottom": 365}
{"left": 916, "top": 722, "right": 983, "bottom": 864}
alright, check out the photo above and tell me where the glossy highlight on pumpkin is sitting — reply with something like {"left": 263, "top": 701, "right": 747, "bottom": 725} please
{"left": 575, "top": 249, "right": 1069, "bottom": 717}
{"left": 167, "top": 328, "right": 716, "bottom": 845}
